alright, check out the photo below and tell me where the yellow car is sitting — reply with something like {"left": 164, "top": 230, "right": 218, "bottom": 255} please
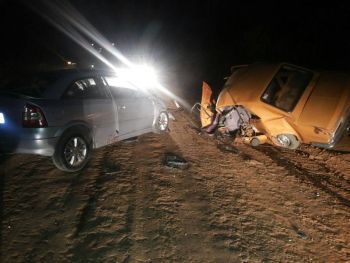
{"left": 199, "top": 63, "right": 350, "bottom": 151}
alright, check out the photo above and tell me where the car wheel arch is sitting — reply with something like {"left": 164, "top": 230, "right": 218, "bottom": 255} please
{"left": 54, "top": 122, "right": 93, "bottom": 148}
{"left": 263, "top": 117, "right": 303, "bottom": 146}
{"left": 52, "top": 126, "right": 93, "bottom": 172}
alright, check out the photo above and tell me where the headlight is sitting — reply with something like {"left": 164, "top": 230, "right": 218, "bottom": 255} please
{"left": 0, "top": 112, "right": 5, "bottom": 124}
{"left": 116, "top": 65, "right": 159, "bottom": 89}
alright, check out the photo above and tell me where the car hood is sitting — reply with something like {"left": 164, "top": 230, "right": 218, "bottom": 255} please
{"left": 298, "top": 72, "right": 350, "bottom": 131}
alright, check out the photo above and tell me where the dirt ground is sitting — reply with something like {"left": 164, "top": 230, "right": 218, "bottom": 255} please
{"left": 1, "top": 109, "right": 350, "bottom": 262}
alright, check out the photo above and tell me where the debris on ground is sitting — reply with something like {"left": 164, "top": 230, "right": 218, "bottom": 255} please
{"left": 217, "top": 144, "right": 240, "bottom": 154}
{"left": 163, "top": 153, "right": 189, "bottom": 169}
{"left": 168, "top": 112, "right": 176, "bottom": 121}
{"left": 174, "top": 100, "right": 181, "bottom": 109}
{"left": 103, "top": 162, "right": 121, "bottom": 175}
{"left": 291, "top": 224, "right": 309, "bottom": 240}
{"left": 216, "top": 143, "right": 252, "bottom": 160}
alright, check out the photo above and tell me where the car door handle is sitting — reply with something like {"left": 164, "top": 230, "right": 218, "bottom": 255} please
{"left": 119, "top": 105, "right": 126, "bottom": 110}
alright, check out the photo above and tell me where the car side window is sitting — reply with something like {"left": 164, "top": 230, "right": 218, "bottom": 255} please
{"left": 261, "top": 65, "right": 313, "bottom": 112}
{"left": 109, "top": 86, "right": 136, "bottom": 100}
{"left": 103, "top": 76, "right": 137, "bottom": 99}
{"left": 134, "top": 89, "right": 149, "bottom": 98}
{"left": 63, "top": 77, "right": 109, "bottom": 99}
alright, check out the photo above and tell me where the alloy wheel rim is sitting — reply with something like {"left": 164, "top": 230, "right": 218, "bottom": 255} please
{"left": 64, "top": 137, "right": 87, "bottom": 167}
{"left": 158, "top": 113, "right": 168, "bottom": 131}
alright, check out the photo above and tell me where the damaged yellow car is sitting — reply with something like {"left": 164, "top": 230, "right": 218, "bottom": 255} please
{"left": 197, "top": 63, "right": 350, "bottom": 151}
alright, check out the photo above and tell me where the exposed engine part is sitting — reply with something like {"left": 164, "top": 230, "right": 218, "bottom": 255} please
{"left": 194, "top": 102, "right": 261, "bottom": 140}
{"left": 240, "top": 123, "right": 256, "bottom": 137}
{"left": 222, "top": 106, "right": 252, "bottom": 133}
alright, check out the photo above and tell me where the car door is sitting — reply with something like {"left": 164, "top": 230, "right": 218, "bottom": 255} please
{"left": 104, "top": 76, "right": 154, "bottom": 136}
{"left": 133, "top": 89, "right": 155, "bottom": 130}
{"left": 200, "top": 81, "right": 214, "bottom": 128}
{"left": 62, "top": 77, "right": 118, "bottom": 148}
{"left": 104, "top": 76, "right": 138, "bottom": 136}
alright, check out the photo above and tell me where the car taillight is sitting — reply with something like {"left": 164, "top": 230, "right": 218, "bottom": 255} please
{"left": 22, "top": 104, "right": 48, "bottom": 128}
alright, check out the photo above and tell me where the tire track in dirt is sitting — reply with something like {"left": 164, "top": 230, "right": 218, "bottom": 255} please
{"left": 175, "top": 110, "right": 350, "bottom": 262}
{"left": 171, "top": 112, "right": 274, "bottom": 261}
{"left": 1, "top": 145, "right": 136, "bottom": 263}
{"left": 65, "top": 142, "right": 138, "bottom": 263}
{"left": 295, "top": 144, "right": 350, "bottom": 176}
{"left": 232, "top": 143, "right": 350, "bottom": 261}
{"left": 203, "top": 122, "right": 350, "bottom": 209}
{"left": 293, "top": 146, "right": 350, "bottom": 191}
{"left": 33, "top": 158, "right": 103, "bottom": 262}
{"left": 127, "top": 134, "right": 182, "bottom": 262}
{"left": 72, "top": 154, "right": 122, "bottom": 237}
{"left": 1, "top": 155, "right": 74, "bottom": 262}
{"left": 127, "top": 133, "right": 237, "bottom": 262}
{"left": 236, "top": 144, "right": 350, "bottom": 207}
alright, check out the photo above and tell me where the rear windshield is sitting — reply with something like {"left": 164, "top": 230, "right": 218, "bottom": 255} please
{"left": 0, "top": 72, "right": 60, "bottom": 98}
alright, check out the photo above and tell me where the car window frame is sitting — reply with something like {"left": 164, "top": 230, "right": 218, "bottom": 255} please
{"left": 101, "top": 75, "right": 140, "bottom": 100}
{"left": 61, "top": 76, "right": 111, "bottom": 100}
{"left": 260, "top": 64, "right": 314, "bottom": 113}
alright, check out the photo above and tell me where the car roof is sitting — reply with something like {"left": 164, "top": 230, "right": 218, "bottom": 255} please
{"left": 42, "top": 68, "right": 117, "bottom": 99}
{"left": 44, "top": 68, "right": 115, "bottom": 77}
{"left": 223, "top": 63, "right": 281, "bottom": 105}
{"left": 223, "top": 62, "right": 314, "bottom": 105}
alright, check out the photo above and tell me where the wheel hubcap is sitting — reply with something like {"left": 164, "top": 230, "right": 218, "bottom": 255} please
{"left": 277, "top": 134, "right": 291, "bottom": 147}
{"left": 158, "top": 113, "right": 168, "bottom": 131}
{"left": 64, "top": 137, "right": 87, "bottom": 167}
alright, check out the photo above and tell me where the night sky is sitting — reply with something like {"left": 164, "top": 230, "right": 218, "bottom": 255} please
{"left": 1, "top": 0, "right": 350, "bottom": 99}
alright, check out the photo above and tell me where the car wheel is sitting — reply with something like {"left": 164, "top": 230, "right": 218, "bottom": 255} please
{"left": 52, "top": 129, "right": 91, "bottom": 172}
{"left": 156, "top": 111, "right": 169, "bottom": 132}
{"left": 275, "top": 134, "right": 300, "bottom": 150}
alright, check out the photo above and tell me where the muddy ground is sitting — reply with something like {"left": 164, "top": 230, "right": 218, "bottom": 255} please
{"left": 1, "top": 109, "right": 350, "bottom": 262}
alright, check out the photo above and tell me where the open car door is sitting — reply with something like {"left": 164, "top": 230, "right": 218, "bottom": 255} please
{"left": 200, "top": 81, "right": 214, "bottom": 128}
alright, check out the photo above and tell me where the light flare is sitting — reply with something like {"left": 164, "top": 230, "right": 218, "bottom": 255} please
{"left": 27, "top": 0, "right": 191, "bottom": 110}
{"left": 0, "top": 113, "right": 5, "bottom": 124}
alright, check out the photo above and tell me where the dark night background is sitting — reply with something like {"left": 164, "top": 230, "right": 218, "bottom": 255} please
{"left": 1, "top": 0, "right": 350, "bottom": 101}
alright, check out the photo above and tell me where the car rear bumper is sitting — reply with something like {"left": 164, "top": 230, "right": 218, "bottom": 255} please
{"left": 0, "top": 124, "right": 60, "bottom": 156}
{"left": 18, "top": 137, "right": 58, "bottom": 156}
{"left": 0, "top": 137, "right": 58, "bottom": 156}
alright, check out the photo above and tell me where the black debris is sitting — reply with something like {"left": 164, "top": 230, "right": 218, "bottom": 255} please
{"left": 164, "top": 153, "right": 189, "bottom": 169}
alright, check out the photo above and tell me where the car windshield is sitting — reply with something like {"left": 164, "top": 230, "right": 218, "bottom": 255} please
{"left": 0, "top": 72, "right": 61, "bottom": 98}
{"left": 261, "top": 65, "right": 313, "bottom": 112}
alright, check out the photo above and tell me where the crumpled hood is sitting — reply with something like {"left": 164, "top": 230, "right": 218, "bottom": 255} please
{"left": 299, "top": 72, "right": 350, "bottom": 130}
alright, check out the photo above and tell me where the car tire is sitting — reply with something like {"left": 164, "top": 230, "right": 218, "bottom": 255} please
{"left": 155, "top": 111, "right": 169, "bottom": 132}
{"left": 275, "top": 134, "right": 300, "bottom": 150}
{"left": 52, "top": 128, "right": 91, "bottom": 172}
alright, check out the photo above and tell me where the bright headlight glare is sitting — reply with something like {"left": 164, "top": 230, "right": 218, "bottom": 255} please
{"left": 116, "top": 65, "right": 159, "bottom": 89}
{"left": 0, "top": 113, "right": 5, "bottom": 124}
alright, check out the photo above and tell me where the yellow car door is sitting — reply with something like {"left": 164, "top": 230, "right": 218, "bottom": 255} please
{"left": 200, "top": 81, "right": 215, "bottom": 128}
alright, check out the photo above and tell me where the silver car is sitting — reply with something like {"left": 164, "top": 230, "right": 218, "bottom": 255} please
{"left": 0, "top": 69, "right": 169, "bottom": 172}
